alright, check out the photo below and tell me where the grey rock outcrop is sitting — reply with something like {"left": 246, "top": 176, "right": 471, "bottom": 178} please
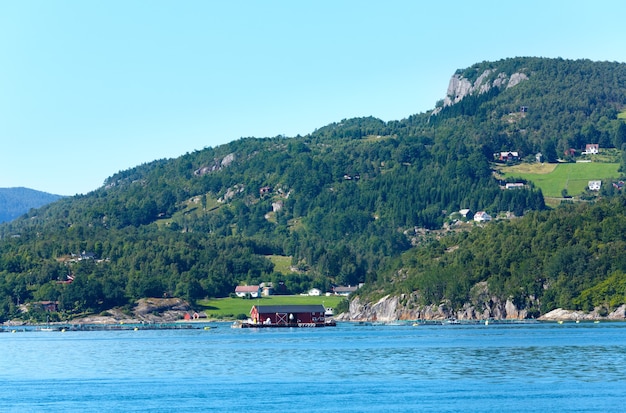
{"left": 67, "top": 298, "right": 195, "bottom": 324}
{"left": 608, "top": 304, "right": 626, "bottom": 319}
{"left": 445, "top": 76, "right": 474, "bottom": 106}
{"left": 343, "top": 293, "right": 626, "bottom": 322}
{"left": 440, "top": 69, "right": 528, "bottom": 108}
{"left": 539, "top": 305, "right": 626, "bottom": 321}
{"left": 507, "top": 72, "right": 528, "bottom": 88}
{"left": 345, "top": 295, "right": 400, "bottom": 322}
{"left": 341, "top": 293, "right": 528, "bottom": 322}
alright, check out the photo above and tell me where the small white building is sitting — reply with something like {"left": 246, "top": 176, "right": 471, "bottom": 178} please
{"left": 307, "top": 288, "right": 322, "bottom": 296}
{"left": 588, "top": 180, "right": 602, "bottom": 191}
{"left": 584, "top": 144, "right": 599, "bottom": 154}
{"left": 473, "top": 211, "right": 492, "bottom": 222}
{"left": 260, "top": 282, "right": 274, "bottom": 296}
{"left": 235, "top": 285, "right": 261, "bottom": 298}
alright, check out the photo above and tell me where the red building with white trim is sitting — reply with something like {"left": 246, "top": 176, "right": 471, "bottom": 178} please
{"left": 250, "top": 305, "right": 326, "bottom": 327}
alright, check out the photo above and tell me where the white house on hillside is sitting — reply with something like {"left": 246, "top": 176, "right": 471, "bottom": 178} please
{"left": 235, "top": 285, "right": 261, "bottom": 298}
{"left": 588, "top": 180, "right": 602, "bottom": 191}
{"left": 584, "top": 144, "right": 599, "bottom": 154}
{"left": 473, "top": 211, "right": 492, "bottom": 222}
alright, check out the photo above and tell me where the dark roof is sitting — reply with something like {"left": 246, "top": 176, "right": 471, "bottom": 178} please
{"left": 334, "top": 286, "right": 358, "bottom": 293}
{"left": 252, "top": 305, "right": 325, "bottom": 314}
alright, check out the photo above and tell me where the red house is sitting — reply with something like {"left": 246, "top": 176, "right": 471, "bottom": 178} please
{"left": 250, "top": 305, "right": 326, "bottom": 326}
{"left": 498, "top": 151, "right": 519, "bottom": 162}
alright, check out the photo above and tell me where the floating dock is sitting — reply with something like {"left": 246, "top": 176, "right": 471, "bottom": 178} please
{"left": 1, "top": 322, "right": 215, "bottom": 333}
{"left": 232, "top": 320, "right": 336, "bottom": 328}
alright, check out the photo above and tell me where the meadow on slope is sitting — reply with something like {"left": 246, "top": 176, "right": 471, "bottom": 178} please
{"left": 499, "top": 162, "right": 620, "bottom": 198}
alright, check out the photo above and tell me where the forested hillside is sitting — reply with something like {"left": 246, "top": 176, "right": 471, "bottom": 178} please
{"left": 1, "top": 57, "right": 626, "bottom": 322}
{"left": 364, "top": 194, "right": 626, "bottom": 318}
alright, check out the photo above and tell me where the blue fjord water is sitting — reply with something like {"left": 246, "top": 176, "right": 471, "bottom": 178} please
{"left": 1, "top": 321, "right": 625, "bottom": 412}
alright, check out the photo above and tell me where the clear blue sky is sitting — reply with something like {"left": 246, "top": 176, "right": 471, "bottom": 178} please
{"left": 2, "top": 0, "right": 626, "bottom": 195}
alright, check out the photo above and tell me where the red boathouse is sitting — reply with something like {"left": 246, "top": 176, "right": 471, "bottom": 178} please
{"left": 250, "top": 305, "right": 327, "bottom": 327}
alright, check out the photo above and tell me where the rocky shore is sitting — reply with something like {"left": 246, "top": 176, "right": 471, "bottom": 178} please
{"left": 4, "top": 298, "right": 200, "bottom": 326}
{"left": 72, "top": 297, "right": 197, "bottom": 324}
{"left": 538, "top": 305, "right": 626, "bottom": 321}
{"left": 8, "top": 296, "right": 625, "bottom": 327}
{"left": 336, "top": 294, "right": 626, "bottom": 322}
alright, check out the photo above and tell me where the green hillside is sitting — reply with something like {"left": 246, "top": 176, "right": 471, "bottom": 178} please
{"left": 500, "top": 162, "right": 621, "bottom": 197}
{"left": 372, "top": 195, "right": 626, "bottom": 316}
{"left": 2, "top": 57, "right": 626, "bottom": 322}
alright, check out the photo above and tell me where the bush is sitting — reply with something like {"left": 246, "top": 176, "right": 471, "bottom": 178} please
{"left": 334, "top": 299, "right": 349, "bottom": 314}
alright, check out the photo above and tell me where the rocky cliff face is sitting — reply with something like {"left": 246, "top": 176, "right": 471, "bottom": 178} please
{"left": 338, "top": 294, "right": 626, "bottom": 322}
{"left": 339, "top": 293, "right": 528, "bottom": 322}
{"left": 437, "top": 68, "right": 528, "bottom": 109}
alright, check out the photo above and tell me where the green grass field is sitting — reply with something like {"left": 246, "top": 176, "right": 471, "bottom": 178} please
{"left": 500, "top": 162, "right": 620, "bottom": 197}
{"left": 266, "top": 255, "right": 293, "bottom": 274}
{"left": 197, "top": 295, "right": 346, "bottom": 319}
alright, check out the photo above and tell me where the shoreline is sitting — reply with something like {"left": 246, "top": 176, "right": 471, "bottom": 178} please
{"left": 5, "top": 303, "right": 626, "bottom": 329}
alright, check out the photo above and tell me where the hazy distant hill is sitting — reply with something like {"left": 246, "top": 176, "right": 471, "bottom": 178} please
{"left": 0, "top": 187, "right": 63, "bottom": 223}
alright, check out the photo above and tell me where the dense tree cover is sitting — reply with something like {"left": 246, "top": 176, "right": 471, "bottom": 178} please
{"left": 367, "top": 193, "right": 626, "bottom": 316}
{"left": 0, "top": 57, "right": 625, "bottom": 321}
{"left": 0, "top": 225, "right": 275, "bottom": 321}
{"left": 433, "top": 58, "right": 626, "bottom": 164}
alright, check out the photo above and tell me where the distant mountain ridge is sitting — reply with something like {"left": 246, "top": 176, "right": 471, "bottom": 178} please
{"left": 0, "top": 187, "right": 63, "bottom": 223}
